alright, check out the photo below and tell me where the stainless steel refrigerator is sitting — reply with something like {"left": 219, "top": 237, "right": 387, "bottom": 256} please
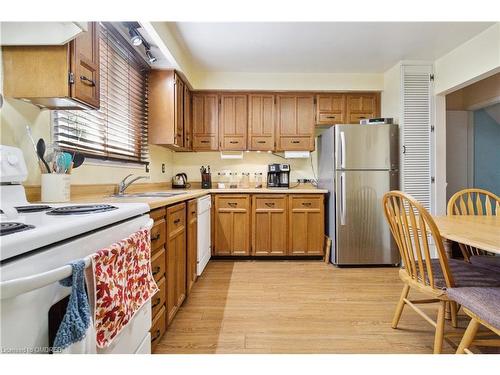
{"left": 318, "top": 124, "right": 400, "bottom": 266}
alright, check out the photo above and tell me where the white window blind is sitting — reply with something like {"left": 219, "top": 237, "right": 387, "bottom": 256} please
{"left": 401, "top": 65, "right": 433, "bottom": 211}
{"left": 53, "top": 23, "right": 149, "bottom": 164}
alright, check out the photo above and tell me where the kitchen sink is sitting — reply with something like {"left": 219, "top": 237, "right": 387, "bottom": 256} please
{"left": 111, "top": 191, "right": 188, "bottom": 198}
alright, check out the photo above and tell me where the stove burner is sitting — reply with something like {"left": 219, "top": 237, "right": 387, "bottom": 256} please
{"left": 0, "top": 222, "right": 35, "bottom": 236}
{"left": 46, "top": 204, "right": 118, "bottom": 216}
{"left": 0, "top": 205, "right": 53, "bottom": 214}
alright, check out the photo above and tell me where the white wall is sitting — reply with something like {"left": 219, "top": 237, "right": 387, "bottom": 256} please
{"left": 381, "top": 62, "right": 401, "bottom": 121}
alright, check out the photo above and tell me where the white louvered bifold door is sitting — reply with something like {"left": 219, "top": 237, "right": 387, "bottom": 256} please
{"left": 401, "top": 65, "right": 433, "bottom": 211}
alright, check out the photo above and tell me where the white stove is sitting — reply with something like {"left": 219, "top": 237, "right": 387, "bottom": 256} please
{"left": 0, "top": 145, "right": 153, "bottom": 354}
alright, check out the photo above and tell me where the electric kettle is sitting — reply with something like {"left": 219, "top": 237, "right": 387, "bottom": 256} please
{"left": 172, "top": 173, "right": 190, "bottom": 189}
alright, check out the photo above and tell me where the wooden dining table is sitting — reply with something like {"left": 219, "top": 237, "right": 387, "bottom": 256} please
{"left": 433, "top": 215, "right": 500, "bottom": 256}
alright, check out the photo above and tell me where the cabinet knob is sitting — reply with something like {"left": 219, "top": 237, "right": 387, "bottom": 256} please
{"left": 174, "top": 218, "right": 181, "bottom": 224}
{"left": 151, "top": 329, "right": 161, "bottom": 342}
{"left": 151, "top": 232, "right": 161, "bottom": 241}
{"left": 152, "top": 266, "right": 161, "bottom": 276}
{"left": 152, "top": 297, "right": 161, "bottom": 308}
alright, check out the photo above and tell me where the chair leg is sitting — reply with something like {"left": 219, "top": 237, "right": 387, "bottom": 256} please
{"left": 433, "top": 300, "right": 446, "bottom": 354}
{"left": 450, "top": 301, "right": 458, "bottom": 328}
{"left": 456, "top": 318, "right": 480, "bottom": 354}
{"left": 392, "top": 284, "right": 410, "bottom": 329}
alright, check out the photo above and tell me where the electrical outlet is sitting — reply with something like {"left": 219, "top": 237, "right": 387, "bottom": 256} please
{"left": 297, "top": 178, "right": 311, "bottom": 183}
{"left": 145, "top": 163, "right": 150, "bottom": 173}
{"left": 162, "top": 163, "right": 165, "bottom": 173}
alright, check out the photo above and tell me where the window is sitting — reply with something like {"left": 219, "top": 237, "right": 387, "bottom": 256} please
{"left": 53, "top": 23, "right": 149, "bottom": 164}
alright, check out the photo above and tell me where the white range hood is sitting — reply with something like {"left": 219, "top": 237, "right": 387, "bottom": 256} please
{"left": 0, "top": 22, "right": 87, "bottom": 46}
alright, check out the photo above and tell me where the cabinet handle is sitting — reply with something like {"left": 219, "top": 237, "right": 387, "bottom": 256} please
{"left": 151, "top": 232, "right": 161, "bottom": 241}
{"left": 326, "top": 116, "right": 337, "bottom": 119}
{"left": 229, "top": 141, "right": 239, "bottom": 144}
{"left": 359, "top": 116, "right": 366, "bottom": 119}
{"left": 291, "top": 140, "right": 300, "bottom": 144}
{"left": 228, "top": 202, "right": 238, "bottom": 207}
{"left": 152, "top": 298, "right": 161, "bottom": 308}
{"left": 200, "top": 140, "right": 209, "bottom": 144}
{"left": 152, "top": 266, "right": 161, "bottom": 276}
{"left": 191, "top": 211, "right": 196, "bottom": 215}
{"left": 257, "top": 141, "right": 266, "bottom": 144}
{"left": 151, "top": 329, "right": 161, "bottom": 342}
{"left": 302, "top": 202, "right": 312, "bottom": 206}
{"left": 265, "top": 202, "right": 275, "bottom": 207}
{"left": 174, "top": 218, "right": 181, "bottom": 224}
{"left": 79, "top": 75, "right": 96, "bottom": 86}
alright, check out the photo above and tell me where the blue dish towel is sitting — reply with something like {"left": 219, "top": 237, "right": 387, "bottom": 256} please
{"left": 53, "top": 260, "right": 94, "bottom": 353}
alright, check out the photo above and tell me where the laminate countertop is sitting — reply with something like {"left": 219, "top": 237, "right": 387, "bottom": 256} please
{"left": 69, "top": 186, "right": 328, "bottom": 210}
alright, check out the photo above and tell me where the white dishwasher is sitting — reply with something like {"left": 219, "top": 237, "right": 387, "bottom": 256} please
{"left": 197, "top": 195, "right": 212, "bottom": 275}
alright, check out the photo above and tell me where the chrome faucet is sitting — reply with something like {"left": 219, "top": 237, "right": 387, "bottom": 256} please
{"left": 117, "top": 174, "right": 150, "bottom": 195}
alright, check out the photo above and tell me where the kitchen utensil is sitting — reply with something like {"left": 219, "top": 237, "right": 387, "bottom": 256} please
{"left": 36, "top": 138, "right": 51, "bottom": 173}
{"left": 172, "top": 173, "right": 190, "bottom": 189}
{"left": 71, "top": 153, "right": 85, "bottom": 169}
{"left": 26, "top": 126, "right": 45, "bottom": 173}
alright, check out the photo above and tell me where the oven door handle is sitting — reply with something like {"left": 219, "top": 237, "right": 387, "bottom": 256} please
{"left": 0, "top": 218, "right": 154, "bottom": 300}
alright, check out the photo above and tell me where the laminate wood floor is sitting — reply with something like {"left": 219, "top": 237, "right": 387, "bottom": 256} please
{"left": 154, "top": 260, "right": 481, "bottom": 354}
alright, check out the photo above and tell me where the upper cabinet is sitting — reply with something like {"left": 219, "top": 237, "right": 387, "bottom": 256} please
{"left": 192, "top": 93, "right": 219, "bottom": 151}
{"left": 276, "top": 94, "right": 315, "bottom": 151}
{"left": 345, "top": 93, "right": 380, "bottom": 123}
{"left": 219, "top": 94, "right": 248, "bottom": 151}
{"left": 316, "top": 94, "right": 345, "bottom": 125}
{"left": 2, "top": 22, "right": 100, "bottom": 110}
{"left": 248, "top": 94, "right": 275, "bottom": 151}
{"left": 149, "top": 70, "right": 191, "bottom": 151}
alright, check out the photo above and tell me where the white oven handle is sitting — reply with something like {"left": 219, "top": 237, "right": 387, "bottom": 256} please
{"left": 0, "top": 218, "right": 154, "bottom": 300}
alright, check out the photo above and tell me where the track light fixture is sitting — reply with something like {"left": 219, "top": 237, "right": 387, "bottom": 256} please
{"left": 145, "top": 49, "right": 157, "bottom": 63}
{"left": 128, "top": 27, "right": 143, "bottom": 46}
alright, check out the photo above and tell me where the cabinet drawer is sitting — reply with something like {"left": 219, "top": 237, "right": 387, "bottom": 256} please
{"left": 216, "top": 195, "right": 249, "bottom": 210}
{"left": 151, "top": 247, "right": 166, "bottom": 281}
{"left": 222, "top": 136, "right": 246, "bottom": 150}
{"left": 150, "top": 208, "right": 166, "bottom": 222}
{"left": 318, "top": 113, "right": 344, "bottom": 124}
{"left": 151, "top": 276, "right": 166, "bottom": 318}
{"left": 193, "top": 135, "right": 218, "bottom": 150}
{"left": 348, "top": 113, "right": 371, "bottom": 123}
{"left": 150, "top": 305, "right": 166, "bottom": 351}
{"left": 187, "top": 200, "right": 197, "bottom": 220}
{"left": 279, "top": 136, "right": 313, "bottom": 151}
{"left": 250, "top": 136, "right": 274, "bottom": 150}
{"left": 290, "top": 195, "right": 323, "bottom": 210}
{"left": 254, "top": 195, "right": 286, "bottom": 210}
{"left": 150, "top": 219, "right": 166, "bottom": 250}
{"left": 167, "top": 203, "right": 186, "bottom": 232}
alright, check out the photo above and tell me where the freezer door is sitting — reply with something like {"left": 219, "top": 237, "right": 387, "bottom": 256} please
{"left": 335, "top": 170, "right": 399, "bottom": 265}
{"left": 335, "top": 124, "right": 399, "bottom": 170}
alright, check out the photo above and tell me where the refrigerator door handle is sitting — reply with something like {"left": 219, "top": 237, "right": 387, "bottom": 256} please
{"left": 340, "top": 172, "right": 346, "bottom": 225}
{"left": 340, "top": 131, "right": 346, "bottom": 169}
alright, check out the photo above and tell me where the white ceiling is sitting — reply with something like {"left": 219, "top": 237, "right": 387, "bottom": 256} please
{"left": 168, "top": 22, "right": 494, "bottom": 73}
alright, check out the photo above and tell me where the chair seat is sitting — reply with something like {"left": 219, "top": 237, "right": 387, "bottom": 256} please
{"left": 469, "top": 255, "right": 500, "bottom": 273}
{"left": 430, "top": 259, "right": 500, "bottom": 288}
{"left": 447, "top": 287, "right": 500, "bottom": 329}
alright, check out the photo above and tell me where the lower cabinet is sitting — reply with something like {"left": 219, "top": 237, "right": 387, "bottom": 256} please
{"left": 166, "top": 202, "right": 186, "bottom": 325}
{"left": 186, "top": 199, "right": 198, "bottom": 295}
{"left": 289, "top": 195, "right": 325, "bottom": 255}
{"left": 214, "top": 194, "right": 251, "bottom": 255}
{"left": 252, "top": 195, "right": 287, "bottom": 255}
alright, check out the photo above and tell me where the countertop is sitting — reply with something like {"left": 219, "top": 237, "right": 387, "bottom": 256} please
{"left": 69, "top": 186, "right": 328, "bottom": 210}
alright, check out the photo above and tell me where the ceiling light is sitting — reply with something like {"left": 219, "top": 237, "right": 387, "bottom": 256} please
{"left": 145, "top": 49, "right": 157, "bottom": 63}
{"left": 128, "top": 28, "right": 142, "bottom": 46}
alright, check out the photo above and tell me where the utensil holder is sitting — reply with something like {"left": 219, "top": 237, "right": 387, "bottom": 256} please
{"left": 201, "top": 173, "right": 212, "bottom": 189}
{"left": 41, "top": 174, "right": 71, "bottom": 202}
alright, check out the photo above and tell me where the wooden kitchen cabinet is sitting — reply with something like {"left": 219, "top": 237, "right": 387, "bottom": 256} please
{"left": 192, "top": 93, "right": 219, "bottom": 151}
{"left": 149, "top": 70, "right": 192, "bottom": 150}
{"left": 166, "top": 202, "right": 186, "bottom": 325}
{"left": 276, "top": 94, "right": 315, "bottom": 151}
{"left": 214, "top": 195, "right": 251, "bottom": 256}
{"left": 252, "top": 195, "right": 287, "bottom": 255}
{"left": 2, "top": 22, "right": 100, "bottom": 109}
{"left": 186, "top": 199, "right": 198, "bottom": 295}
{"left": 289, "top": 195, "right": 325, "bottom": 255}
{"left": 345, "top": 93, "right": 380, "bottom": 123}
{"left": 219, "top": 94, "right": 248, "bottom": 150}
{"left": 248, "top": 94, "right": 275, "bottom": 151}
{"left": 316, "top": 94, "right": 346, "bottom": 125}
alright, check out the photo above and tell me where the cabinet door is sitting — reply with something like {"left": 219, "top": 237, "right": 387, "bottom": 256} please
{"left": 192, "top": 93, "right": 219, "bottom": 150}
{"left": 346, "top": 93, "right": 379, "bottom": 123}
{"left": 166, "top": 239, "right": 176, "bottom": 324}
{"left": 219, "top": 94, "right": 248, "bottom": 150}
{"left": 174, "top": 75, "right": 185, "bottom": 147}
{"left": 248, "top": 94, "right": 275, "bottom": 151}
{"left": 175, "top": 227, "right": 186, "bottom": 308}
{"left": 289, "top": 195, "right": 325, "bottom": 255}
{"left": 214, "top": 195, "right": 250, "bottom": 255}
{"left": 316, "top": 94, "right": 345, "bottom": 125}
{"left": 252, "top": 195, "right": 287, "bottom": 255}
{"left": 70, "top": 22, "right": 100, "bottom": 108}
{"left": 183, "top": 85, "right": 192, "bottom": 150}
{"left": 276, "top": 94, "right": 315, "bottom": 151}
{"left": 186, "top": 200, "right": 197, "bottom": 295}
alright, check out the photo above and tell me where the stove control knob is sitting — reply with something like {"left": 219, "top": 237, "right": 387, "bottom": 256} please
{"left": 7, "top": 153, "right": 19, "bottom": 166}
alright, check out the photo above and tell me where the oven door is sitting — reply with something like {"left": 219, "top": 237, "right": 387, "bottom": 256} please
{"left": 0, "top": 214, "right": 151, "bottom": 354}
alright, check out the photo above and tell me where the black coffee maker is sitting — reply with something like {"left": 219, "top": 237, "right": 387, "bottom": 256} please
{"left": 267, "top": 164, "right": 290, "bottom": 188}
